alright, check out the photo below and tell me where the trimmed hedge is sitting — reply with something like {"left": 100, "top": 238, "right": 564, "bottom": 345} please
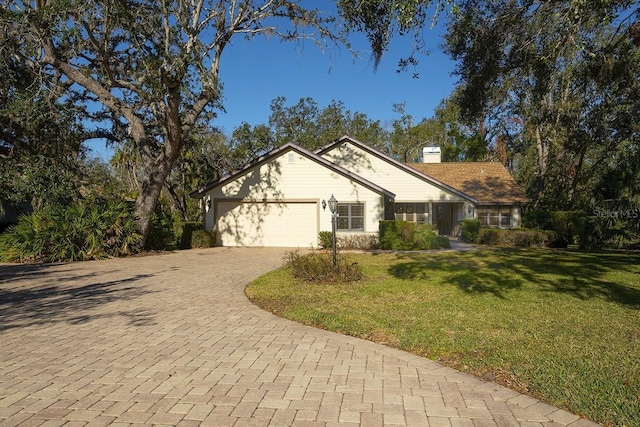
{"left": 338, "top": 233, "right": 378, "bottom": 249}
{"left": 478, "top": 228, "right": 558, "bottom": 247}
{"left": 318, "top": 231, "right": 378, "bottom": 250}
{"left": 379, "top": 220, "right": 450, "bottom": 250}
{"left": 460, "top": 219, "right": 482, "bottom": 243}
{"left": 191, "top": 229, "right": 215, "bottom": 248}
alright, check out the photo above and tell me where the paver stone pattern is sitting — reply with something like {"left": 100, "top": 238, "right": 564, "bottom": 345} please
{"left": 0, "top": 247, "right": 600, "bottom": 426}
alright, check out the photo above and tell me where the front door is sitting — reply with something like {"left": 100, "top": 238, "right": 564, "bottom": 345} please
{"left": 435, "top": 204, "right": 452, "bottom": 236}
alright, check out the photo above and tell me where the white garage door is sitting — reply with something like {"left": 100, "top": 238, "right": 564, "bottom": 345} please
{"left": 216, "top": 201, "right": 318, "bottom": 247}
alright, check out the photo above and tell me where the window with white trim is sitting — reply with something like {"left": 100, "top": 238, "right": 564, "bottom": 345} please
{"left": 477, "top": 206, "right": 511, "bottom": 228}
{"left": 394, "top": 203, "right": 427, "bottom": 223}
{"left": 337, "top": 203, "right": 364, "bottom": 231}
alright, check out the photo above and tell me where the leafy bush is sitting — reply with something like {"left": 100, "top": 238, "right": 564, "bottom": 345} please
{"left": 578, "top": 197, "right": 640, "bottom": 250}
{"left": 379, "top": 220, "right": 416, "bottom": 250}
{"left": 145, "top": 198, "right": 176, "bottom": 250}
{"left": 577, "top": 217, "right": 605, "bottom": 251}
{"left": 379, "top": 220, "right": 411, "bottom": 250}
{"left": 284, "top": 249, "right": 363, "bottom": 283}
{"left": 549, "top": 211, "right": 582, "bottom": 247}
{"left": 318, "top": 231, "right": 333, "bottom": 249}
{"left": 460, "top": 219, "right": 482, "bottom": 243}
{"left": 522, "top": 209, "right": 582, "bottom": 247}
{"left": 413, "top": 227, "right": 450, "bottom": 249}
{"left": 0, "top": 200, "right": 141, "bottom": 263}
{"left": 191, "top": 230, "right": 215, "bottom": 248}
{"left": 179, "top": 222, "right": 202, "bottom": 249}
{"left": 522, "top": 209, "right": 554, "bottom": 230}
{"left": 379, "top": 220, "right": 449, "bottom": 250}
{"left": 478, "top": 228, "right": 557, "bottom": 247}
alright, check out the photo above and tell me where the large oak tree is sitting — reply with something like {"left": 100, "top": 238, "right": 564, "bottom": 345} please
{"left": 1, "top": 0, "right": 446, "bottom": 243}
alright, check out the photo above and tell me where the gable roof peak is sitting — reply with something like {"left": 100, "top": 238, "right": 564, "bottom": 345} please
{"left": 189, "top": 139, "right": 394, "bottom": 200}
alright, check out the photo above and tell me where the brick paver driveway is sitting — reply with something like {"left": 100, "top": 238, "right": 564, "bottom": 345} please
{"left": 0, "top": 248, "right": 598, "bottom": 426}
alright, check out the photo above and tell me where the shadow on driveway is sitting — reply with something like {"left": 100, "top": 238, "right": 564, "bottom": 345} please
{"left": 0, "top": 263, "right": 158, "bottom": 331}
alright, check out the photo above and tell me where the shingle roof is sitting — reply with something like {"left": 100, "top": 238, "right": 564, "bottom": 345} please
{"left": 407, "top": 162, "right": 529, "bottom": 204}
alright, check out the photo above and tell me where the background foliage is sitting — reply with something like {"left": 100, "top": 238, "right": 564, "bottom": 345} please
{"left": 2, "top": 0, "right": 639, "bottom": 260}
{"left": 0, "top": 200, "right": 140, "bottom": 263}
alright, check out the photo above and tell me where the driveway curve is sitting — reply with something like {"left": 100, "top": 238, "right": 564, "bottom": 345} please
{"left": 0, "top": 247, "right": 598, "bottom": 426}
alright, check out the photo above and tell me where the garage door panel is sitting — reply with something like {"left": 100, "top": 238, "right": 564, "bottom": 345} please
{"left": 217, "top": 201, "right": 317, "bottom": 247}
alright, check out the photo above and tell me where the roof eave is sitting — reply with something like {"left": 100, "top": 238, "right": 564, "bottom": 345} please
{"left": 317, "top": 135, "right": 477, "bottom": 203}
{"left": 189, "top": 141, "right": 396, "bottom": 200}
{"left": 189, "top": 142, "right": 300, "bottom": 199}
{"left": 476, "top": 199, "right": 529, "bottom": 205}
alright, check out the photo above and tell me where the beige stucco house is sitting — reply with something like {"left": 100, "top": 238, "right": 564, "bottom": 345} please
{"left": 190, "top": 136, "right": 528, "bottom": 247}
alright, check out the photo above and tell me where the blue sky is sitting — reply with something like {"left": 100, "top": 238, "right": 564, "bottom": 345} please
{"left": 215, "top": 24, "right": 457, "bottom": 134}
{"left": 87, "top": 16, "right": 458, "bottom": 159}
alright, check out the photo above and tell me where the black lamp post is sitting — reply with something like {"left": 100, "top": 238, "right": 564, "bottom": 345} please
{"left": 327, "top": 194, "right": 338, "bottom": 267}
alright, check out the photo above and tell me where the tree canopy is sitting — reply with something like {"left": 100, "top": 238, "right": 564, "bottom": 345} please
{"left": 3, "top": 0, "right": 639, "bottom": 251}
{"left": 445, "top": 0, "right": 640, "bottom": 209}
{"left": 0, "top": 0, "right": 448, "bottom": 244}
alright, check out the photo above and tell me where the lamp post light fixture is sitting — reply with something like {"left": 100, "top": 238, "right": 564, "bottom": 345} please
{"left": 327, "top": 194, "right": 338, "bottom": 267}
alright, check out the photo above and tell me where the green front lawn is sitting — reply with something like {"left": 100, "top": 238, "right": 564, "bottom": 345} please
{"left": 246, "top": 248, "right": 640, "bottom": 426}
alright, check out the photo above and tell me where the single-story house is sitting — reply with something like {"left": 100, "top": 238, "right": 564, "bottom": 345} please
{"left": 190, "top": 135, "right": 528, "bottom": 247}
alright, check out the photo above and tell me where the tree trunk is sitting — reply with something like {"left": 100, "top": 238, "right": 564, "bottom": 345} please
{"left": 134, "top": 156, "right": 175, "bottom": 247}
{"left": 567, "top": 148, "right": 586, "bottom": 205}
{"left": 133, "top": 81, "right": 185, "bottom": 247}
{"left": 164, "top": 180, "right": 189, "bottom": 222}
{"left": 534, "top": 125, "right": 550, "bottom": 208}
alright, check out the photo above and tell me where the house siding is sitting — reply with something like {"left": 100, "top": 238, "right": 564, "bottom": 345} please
{"left": 321, "top": 142, "right": 467, "bottom": 203}
{"left": 192, "top": 137, "right": 529, "bottom": 245}
{"left": 202, "top": 148, "right": 386, "bottom": 242}
{"left": 319, "top": 138, "right": 529, "bottom": 234}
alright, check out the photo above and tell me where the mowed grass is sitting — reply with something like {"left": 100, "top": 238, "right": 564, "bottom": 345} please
{"left": 246, "top": 248, "right": 640, "bottom": 426}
